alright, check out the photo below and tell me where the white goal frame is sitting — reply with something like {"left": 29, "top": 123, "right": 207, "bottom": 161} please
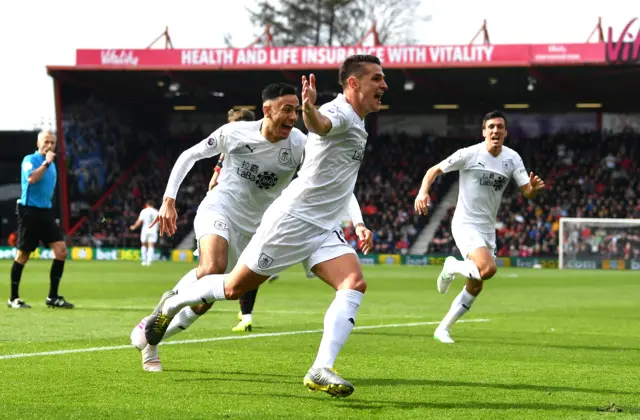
{"left": 558, "top": 217, "right": 640, "bottom": 269}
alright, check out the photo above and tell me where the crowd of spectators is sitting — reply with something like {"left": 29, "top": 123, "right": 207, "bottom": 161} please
{"left": 344, "top": 133, "right": 471, "bottom": 254}
{"left": 69, "top": 129, "right": 454, "bottom": 252}
{"left": 70, "top": 129, "right": 211, "bottom": 250}
{"left": 52, "top": 98, "right": 640, "bottom": 263}
{"left": 62, "top": 96, "right": 154, "bottom": 225}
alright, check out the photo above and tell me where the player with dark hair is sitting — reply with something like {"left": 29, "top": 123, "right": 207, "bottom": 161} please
{"left": 205, "top": 106, "right": 280, "bottom": 331}
{"left": 130, "top": 83, "right": 371, "bottom": 373}
{"left": 9, "top": 130, "right": 73, "bottom": 309}
{"left": 414, "top": 110, "right": 545, "bottom": 343}
{"left": 143, "top": 55, "right": 386, "bottom": 397}
{"left": 129, "top": 200, "right": 159, "bottom": 266}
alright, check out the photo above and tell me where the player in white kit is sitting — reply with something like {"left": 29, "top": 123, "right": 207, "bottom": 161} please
{"left": 130, "top": 83, "right": 374, "bottom": 373}
{"left": 143, "top": 55, "right": 387, "bottom": 397}
{"left": 129, "top": 201, "right": 159, "bottom": 266}
{"left": 414, "top": 110, "right": 545, "bottom": 343}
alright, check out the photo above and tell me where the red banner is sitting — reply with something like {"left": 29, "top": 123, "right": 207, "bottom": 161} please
{"left": 70, "top": 18, "right": 640, "bottom": 70}
{"left": 74, "top": 44, "right": 612, "bottom": 70}
{"left": 76, "top": 45, "right": 537, "bottom": 70}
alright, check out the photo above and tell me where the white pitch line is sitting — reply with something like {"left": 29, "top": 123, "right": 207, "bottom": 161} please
{"left": 83, "top": 306, "right": 446, "bottom": 319}
{"left": 0, "top": 319, "right": 490, "bottom": 361}
{"left": 84, "top": 305, "right": 326, "bottom": 315}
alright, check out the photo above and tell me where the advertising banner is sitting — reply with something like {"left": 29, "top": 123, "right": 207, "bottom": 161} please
{"left": 378, "top": 254, "right": 402, "bottom": 265}
{"left": 72, "top": 19, "right": 640, "bottom": 70}
{"left": 3, "top": 247, "right": 638, "bottom": 271}
{"left": 76, "top": 45, "right": 532, "bottom": 70}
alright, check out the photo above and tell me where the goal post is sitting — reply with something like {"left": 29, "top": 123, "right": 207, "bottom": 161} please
{"left": 558, "top": 217, "right": 640, "bottom": 270}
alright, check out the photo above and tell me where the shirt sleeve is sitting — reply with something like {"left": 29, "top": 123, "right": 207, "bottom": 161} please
{"left": 347, "top": 193, "right": 364, "bottom": 226}
{"left": 164, "top": 126, "right": 229, "bottom": 199}
{"left": 439, "top": 148, "right": 471, "bottom": 173}
{"left": 319, "top": 103, "right": 350, "bottom": 136}
{"left": 22, "top": 155, "right": 37, "bottom": 178}
{"left": 512, "top": 154, "right": 530, "bottom": 187}
{"left": 137, "top": 209, "right": 146, "bottom": 221}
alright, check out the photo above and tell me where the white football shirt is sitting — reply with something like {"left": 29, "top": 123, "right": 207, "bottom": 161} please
{"left": 439, "top": 142, "right": 530, "bottom": 233}
{"left": 164, "top": 120, "right": 306, "bottom": 236}
{"left": 139, "top": 207, "right": 159, "bottom": 233}
{"left": 274, "top": 94, "right": 368, "bottom": 230}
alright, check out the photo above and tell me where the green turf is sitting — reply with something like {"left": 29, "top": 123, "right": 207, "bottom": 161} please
{"left": 0, "top": 260, "right": 639, "bottom": 419}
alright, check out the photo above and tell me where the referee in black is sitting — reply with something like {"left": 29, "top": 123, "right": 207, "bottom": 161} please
{"left": 8, "top": 130, "right": 74, "bottom": 309}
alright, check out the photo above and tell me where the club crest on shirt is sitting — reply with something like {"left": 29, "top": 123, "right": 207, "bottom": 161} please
{"left": 279, "top": 148, "right": 292, "bottom": 164}
{"left": 502, "top": 159, "right": 513, "bottom": 172}
{"left": 258, "top": 253, "right": 274, "bottom": 269}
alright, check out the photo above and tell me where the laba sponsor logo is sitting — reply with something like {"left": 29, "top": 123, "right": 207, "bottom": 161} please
{"left": 101, "top": 50, "right": 139, "bottom": 66}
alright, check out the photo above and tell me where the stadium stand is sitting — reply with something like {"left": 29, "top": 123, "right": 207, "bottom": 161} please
{"left": 62, "top": 92, "right": 159, "bottom": 228}
{"left": 69, "top": 131, "right": 213, "bottom": 251}
{"left": 65, "top": 121, "right": 640, "bottom": 261}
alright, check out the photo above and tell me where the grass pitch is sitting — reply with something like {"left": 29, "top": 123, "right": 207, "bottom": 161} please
{"left": 0, "top": 261, "right": 638, "bottom": 419}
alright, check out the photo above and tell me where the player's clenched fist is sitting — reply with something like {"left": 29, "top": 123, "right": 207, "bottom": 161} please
{"left": 150, "top": 198, "right": 178, "bottom": 236}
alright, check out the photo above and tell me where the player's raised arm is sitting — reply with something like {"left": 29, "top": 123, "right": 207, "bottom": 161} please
{"left": 153, "top": 130, "right": 227, "bottom": 236}
{"left": 301, "top": 74, "right": 332, "bottom": 135}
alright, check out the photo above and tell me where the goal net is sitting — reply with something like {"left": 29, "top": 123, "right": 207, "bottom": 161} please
{"left": 559, "top": 218, "right": 640, "bottom": 269}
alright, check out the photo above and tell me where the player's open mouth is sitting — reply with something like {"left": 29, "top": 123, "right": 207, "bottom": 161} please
{"left": 374, "top": 92, "right": 384, "bottom": 105}
{"left": 281, "top": 123, "right": 294, "bottom": 132}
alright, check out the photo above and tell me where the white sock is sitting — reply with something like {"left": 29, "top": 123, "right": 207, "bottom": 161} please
{"left": 241, "top": 314, "right": 253, "bottom": 323}
{"left": 141, "top": 246, "right": 147, "bottom": 263}
{"left": 142, "top": 344, "right": 159, "bottom": 363}
{"left": 449, "top": 259, "right": 481, "bottom": 280}
{"left": 147, "top": 247, "right": 154, "bottom": 265}
{"left": 173, "top": 268, "right": 198, "bottom": 292}
{"left": 439, "top": 287, "right": 477, "bottom": 330}
{"left": 164, "top": 307, "right": 200, "bottom": 339}
{"left": 162, "top": 273, "right": 227, "bottom": 317}
{"left": 312, "top": 289, "right": 364, "bottom": 369}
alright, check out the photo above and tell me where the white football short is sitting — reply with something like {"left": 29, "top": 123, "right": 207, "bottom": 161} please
{"left": 451, "top": 224, "right": 496, "bottom": 260}
{"left": 239, "top": 207, "right": 356, "bottom": 276}
{"left": 140, "top": 230, "right": 158, "bottom": 244}
{"left": 193, "top": 209, "right": 251, "bottom": 274}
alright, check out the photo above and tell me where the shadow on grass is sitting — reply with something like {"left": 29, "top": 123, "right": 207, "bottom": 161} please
{"left": 213, "top": 390, "right": 639, "bottom": 413}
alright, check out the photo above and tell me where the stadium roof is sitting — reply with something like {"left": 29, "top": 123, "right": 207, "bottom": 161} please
{"left": 47, "top": 65, "right": 640, "bottom": 113}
